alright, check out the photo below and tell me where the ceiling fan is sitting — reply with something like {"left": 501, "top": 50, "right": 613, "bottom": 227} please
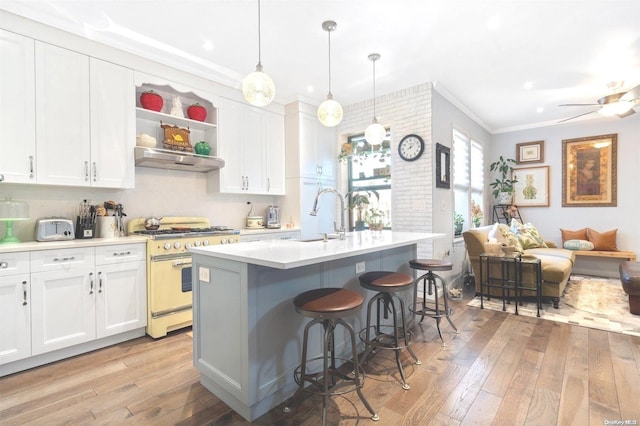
{"left": 558, "top": 82, "right": 640, "bottom": 123}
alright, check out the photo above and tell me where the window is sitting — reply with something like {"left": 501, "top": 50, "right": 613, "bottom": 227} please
{"left": 453, "top": 129, "right": 484, "bottom": 231}
{"left": 345, "top": 132, "right": 392, "bottom": 231}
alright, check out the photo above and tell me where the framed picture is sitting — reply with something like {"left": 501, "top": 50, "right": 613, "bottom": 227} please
{"left": 562, "top": 134, "right": 617, "bottom": 207}
{"left": 513, "top": 166, "right": 550, "bottom": 207}
{"left": 435, "top": 143, "right": 450, "bottom": 189}
{"left": 516, "top": 140, "right": 544, "bottom": 164}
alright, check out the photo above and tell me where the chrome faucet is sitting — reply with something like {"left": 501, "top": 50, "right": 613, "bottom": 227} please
{"left": 310, "top": 188, "right": 347, "bottom": 240}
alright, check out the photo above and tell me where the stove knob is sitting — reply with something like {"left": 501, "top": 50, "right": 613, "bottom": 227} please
{"left": 174, "top": 242, "right": 181, "bottom": 249}
{"left": 194, "top": 240, "right": 202, "bottom": 247}
{"left": 163, "top": 242, "right": 172, "bottom": 251}
{"left": 220, "top": 238, "right": 227, "bottom": 244}
{"left": 203, "top": 240, "right": 209, "bottom": 246}
{"left": 185, "top": 243, "right": 192, "bottom": 249}
{"left": 228, "top": 237, "right": 235, "bottom": 243}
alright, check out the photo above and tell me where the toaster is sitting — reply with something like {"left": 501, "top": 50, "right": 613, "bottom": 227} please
{"left": 35, "top": 217, "right": 75, "bottom": 242}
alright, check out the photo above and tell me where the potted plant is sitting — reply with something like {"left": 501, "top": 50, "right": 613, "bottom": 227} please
{"left": 454, "top": 212, "right": 464, "bottom": 235}
{"left": 364, "top": 207, "right": 385, "bottom": 231}
{"left": 471, "top": 200, "right": 483, "bottom": 228}
{"left": 347, "top": 189, "right": 379, "bottom": 230}
{"left": 489, "top": 156, "right": 518, "bottom": 204}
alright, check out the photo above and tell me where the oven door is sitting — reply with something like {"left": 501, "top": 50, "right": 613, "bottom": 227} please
{"left": 149, "top": 253, "right": 193, "bottom": 319}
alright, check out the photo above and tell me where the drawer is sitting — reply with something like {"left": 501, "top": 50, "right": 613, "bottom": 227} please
{"left": 95, "top": 243, "right": 146, "bottom": 265}
{"left": 31, "top": 247, "right": 95, "bottom": 272}
{"left": 0, "top": 252, "right": 30, "bottom": 277}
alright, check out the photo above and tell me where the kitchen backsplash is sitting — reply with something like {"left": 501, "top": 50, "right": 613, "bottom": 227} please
{"left": 0, "top": 167, "right": 283, "bottom": 242}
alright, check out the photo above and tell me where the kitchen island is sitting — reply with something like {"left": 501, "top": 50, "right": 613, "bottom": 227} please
{"left": 189, "top": 231, "right": 444, "bottom": 422}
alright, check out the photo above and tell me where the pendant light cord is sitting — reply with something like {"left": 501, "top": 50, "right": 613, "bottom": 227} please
{"left": 257, "top": 0, "right": 262, "bottom": 68}
{"left": 372, "top": 58, "right": 376, "bottom": 118}
{"left": 327, "top": 28, "right": 332, "bottom": 96}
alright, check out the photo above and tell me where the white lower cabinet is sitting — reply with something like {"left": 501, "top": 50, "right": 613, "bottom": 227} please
{"left": 95, "top": 244, "right": 146, "bottom": 338}
{"left": 0, "top": 252, "right": 31, "bottom": 364}
{"left": 25, "top": 243, "right": 146, "bottom": 359}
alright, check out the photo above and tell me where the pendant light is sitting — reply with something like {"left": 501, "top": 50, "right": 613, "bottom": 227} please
{"left": 242, "top": 0, "right": 275, "bottom": 107}
{"left": 317, "top": 20, "right": 343, "bottom": 127}
{"left": 364, "top": 53, "right": 386, "bottom": 145}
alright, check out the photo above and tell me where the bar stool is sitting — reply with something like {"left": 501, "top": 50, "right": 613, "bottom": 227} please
{"left": 358, "top": 271, "right": 420, "bottom": 390}
{"left": 409, "top": 259, "right": 458, "bottom": 346}
{"left": 290, "top": 287, "right": 379, "bottom": 425}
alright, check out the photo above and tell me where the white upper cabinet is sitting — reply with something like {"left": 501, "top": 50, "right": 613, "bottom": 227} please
{"left": 211, "top": 96, "right": 285, "bottom": 195}
{"left": 285, "top": 101, "right": 337, "bottom": 181}
{"left": 90, "top": 59, "right": 136, "bottom": 188}
{"left": 35, "top": 42, "right": 135, "bottom": 188}
{"left": 0, "top": 30, "right": 36, "bottom": 184}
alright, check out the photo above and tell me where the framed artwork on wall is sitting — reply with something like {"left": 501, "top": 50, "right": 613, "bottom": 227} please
{"left": 513, "top": 166, "right": 550, "bottom": 207}
{"left": 516, "top": 140, "right": 544, "bottom": 164}
{"left": 435, "top": 143, "right": 450, "bottom": 189}
{"left": 562, "top": 134, "right": 617, "bottom": 207}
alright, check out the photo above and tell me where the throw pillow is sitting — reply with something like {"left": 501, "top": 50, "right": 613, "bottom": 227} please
{"left": 510, "top": 219, "right": 548, "bottom": 249}
{"left": 586, "top": 228, "right": 618, "bottom": 251}
{"left": 560, "top": 228, "right": 588, "bottom": 244}
{"left": 495, "top": 223, "right": 524, "bottom": 253}
{"left": 563, "top": 239, "right": 595, "bottom": 251}
{"left": 488, "top": 222, "right": 510, "bottom": 246}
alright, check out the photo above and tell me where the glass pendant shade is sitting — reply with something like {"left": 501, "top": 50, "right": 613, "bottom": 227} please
{"left": 317, "top": 96, "right": 343, "bottom": 127}
{"left": 242, "top": 65, "right": 276, "bottom": 107}
{"left": 243, "top": 0, "right": 275, "bottom": 107}
{"left": 365, "top": 121, "right": 386, "bottom": 145}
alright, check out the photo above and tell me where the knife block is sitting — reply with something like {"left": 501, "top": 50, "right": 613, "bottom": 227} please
{"left": 75, "top": 216, "right": 96, "bottom": 239}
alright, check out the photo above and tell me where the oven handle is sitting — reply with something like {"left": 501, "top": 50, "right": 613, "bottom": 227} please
{"left": 151, "top": 304, "right": 192, "bottom": 319}
{"left": 173, "top": 259, "right": 192, "bottom": 267}
{"left": 150, "top": 253, "right": 191, "bottom": 262}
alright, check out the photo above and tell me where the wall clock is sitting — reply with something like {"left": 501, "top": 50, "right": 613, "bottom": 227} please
{"left": 398, "top": 134, "right": 425, "bottom": 161}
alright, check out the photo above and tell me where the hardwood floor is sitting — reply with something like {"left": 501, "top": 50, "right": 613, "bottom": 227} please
{"left": 2, "top": 288, "right": 639, "bottom": 426}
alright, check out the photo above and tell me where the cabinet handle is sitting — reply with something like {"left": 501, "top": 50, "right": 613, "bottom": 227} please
{"left": 29, "top": 155, "right": 34, "bottom": 179}
{"left": 267, "top": 177, "right": 271, "bottom": 192}
{"left": 112, "top": 251, "right": 131, "bottom": 256}
{"left": 93, "top": 162, "right": 97, "bottom": 182}
{"left": 89, "top": 272, "right": 94, "bottom": 294}
{"left": 98, "top": 271, "right": 103, "bottom": 293}
{"left": 53, "top": 256, "right": 75, "bottom": 262}
{"left": 245, "top": 176, "right": 249, "bottom": 190}
{"left": 0, "top": 174, "right": 4, "bottom": 182}
{"left": 84, "top": 161, "right": 89, "bottom": 181}
{"left": 22, "top": 280, "right": 28, "bottom": 305}
{"left": 0, "top": 261, "right": 7, "bottom": 269}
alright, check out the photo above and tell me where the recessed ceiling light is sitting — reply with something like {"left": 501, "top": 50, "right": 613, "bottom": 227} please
{"left": 536, "top": 107, "right": 544, "bottom": 113}
{"left": 307, "top": 85, "right": 314, "bottom": 93}
{"left": 202, "top": 40, "right": 213, "bottom": 51}
{"left": 523, "top": 81, "right": 534, "bottom": 90}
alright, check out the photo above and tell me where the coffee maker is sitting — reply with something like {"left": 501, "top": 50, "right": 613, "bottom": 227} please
{"left": 266, "top": 205, "right": 280, "bottom": 229}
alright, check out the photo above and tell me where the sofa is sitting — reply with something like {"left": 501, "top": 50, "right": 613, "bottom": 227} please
{"left": 463, "top": 224, "right": 575, "bottom": 308}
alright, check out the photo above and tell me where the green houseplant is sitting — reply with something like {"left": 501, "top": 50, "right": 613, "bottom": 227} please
{"left": 454, "top": 212, "right": 464, "bottom": 235}
{"left": 489, "top": 156, "right": 518, "bottom": 204}
{"left": 347, "top": 189, "right": 379, "bottom": 230}
{"left": 364, "top": 207, "right": 385, "bottom": 231}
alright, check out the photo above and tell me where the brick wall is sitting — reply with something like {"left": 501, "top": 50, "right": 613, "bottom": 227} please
{"left": 337, "top": 82, "right": 435, "bottom": 258}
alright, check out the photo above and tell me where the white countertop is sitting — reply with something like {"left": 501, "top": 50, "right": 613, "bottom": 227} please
{"left": 0, "top": 236, "right": 148, "bottom": 254}
{"left": 189, "top": 231, "right": 444, "bottom": 269}
{"left": 239, "top": 227, "right": 300, "bottom": 235}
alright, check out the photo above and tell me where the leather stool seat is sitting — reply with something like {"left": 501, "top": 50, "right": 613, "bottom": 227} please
{"left": 288, "top": 287, "right": 378, "bottom": 424}
{"left": 358, "top": 271, "right": 420, "bottom": 390}
{"left": 409, "top": 259, "right": 453, "bottom": 272}
{"left": 294, "top": 288, "right": 364, "bottom": 319}
{"left": 620, "top": 261, "right": 640, "bottom": 315}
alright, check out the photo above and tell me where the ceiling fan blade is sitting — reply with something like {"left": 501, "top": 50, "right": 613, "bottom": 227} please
{"left": 620, "top": 84, "right": 640, "bottom": 102}
{"left": 617, "top": 108, "right": 636, "bottom": 118}
{"left": 558, "top": 103, "right": 600, "bottom": 107}
{"left": 558, "top": 109, "right": 601, "bottom": 123}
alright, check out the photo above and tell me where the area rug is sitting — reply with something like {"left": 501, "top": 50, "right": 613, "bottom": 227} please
{"left": 466, "top": 275, "right": 640, "bottom": 337}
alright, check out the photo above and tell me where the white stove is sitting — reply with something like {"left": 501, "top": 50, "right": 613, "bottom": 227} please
{"left": 127, "top": 216, "right": 240, "bottom": 338}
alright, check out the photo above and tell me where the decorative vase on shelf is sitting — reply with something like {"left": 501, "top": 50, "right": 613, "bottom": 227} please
{"left": 170, "top": 96, "right": 184, "bottom": 118}
{"left": 187, "top": 103, "right": 207, "bottom": 121}
{"left": 194, "top": 141, "right": 211, "bottom": 156}
{"left": 497, "top": 192, "right": 512, "bottom": 205}
{"left": 140, "top": 90, "right": 163, "bottom": 112}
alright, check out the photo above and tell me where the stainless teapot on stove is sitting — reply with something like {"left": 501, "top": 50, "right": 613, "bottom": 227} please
{"left": 144, "top": 216, "right": 163, "bottom": 230}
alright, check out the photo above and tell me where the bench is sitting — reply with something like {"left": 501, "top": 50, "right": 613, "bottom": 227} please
{"left": 573, "top": 250, "right": 636, "bottom": 261}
